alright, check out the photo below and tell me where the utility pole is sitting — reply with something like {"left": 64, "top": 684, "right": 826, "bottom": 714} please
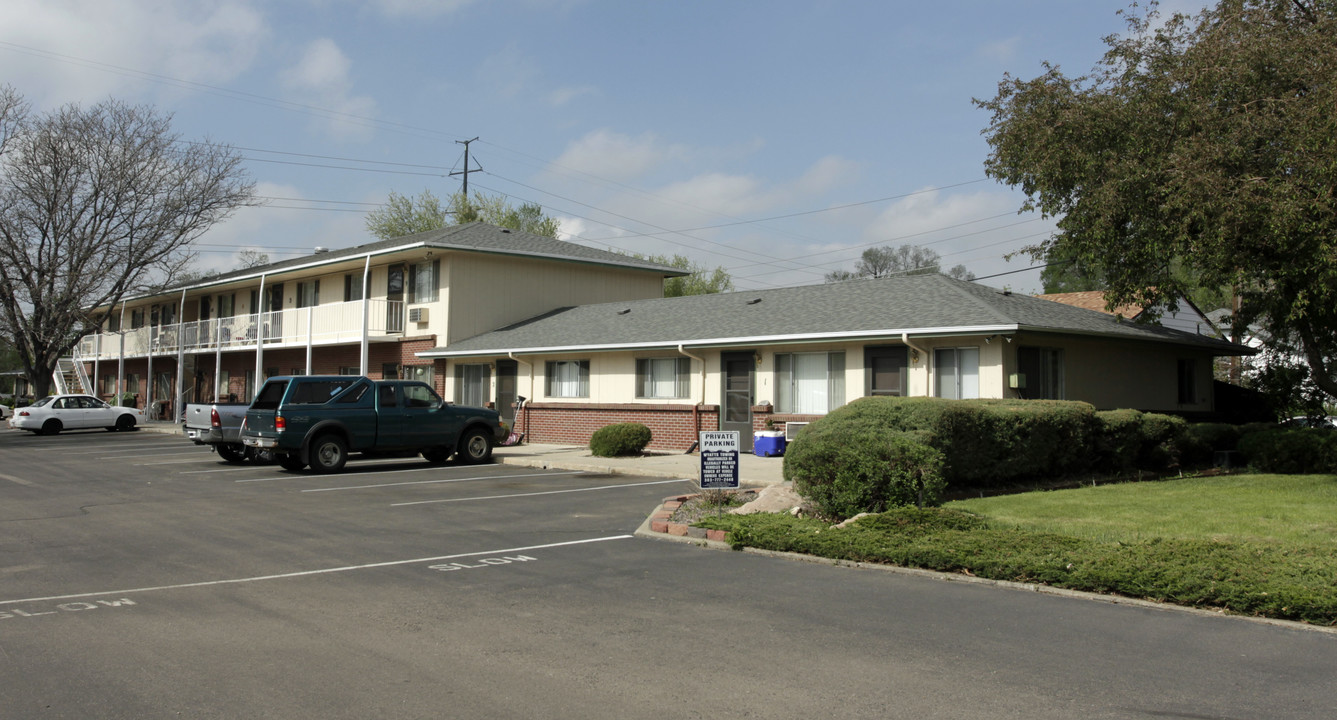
{"left": 450, "top": 137, "right": 481, "bottom": 197}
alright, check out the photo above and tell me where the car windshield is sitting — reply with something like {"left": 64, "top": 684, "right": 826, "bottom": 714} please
{"left": 32, "top": 396, "right": 54, "bottom": 408}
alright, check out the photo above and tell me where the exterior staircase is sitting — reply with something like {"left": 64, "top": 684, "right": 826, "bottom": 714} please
{"left": 53, "top": 356, "right": 92, "bottom": 396}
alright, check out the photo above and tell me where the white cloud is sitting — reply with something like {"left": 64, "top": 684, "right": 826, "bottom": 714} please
{"left": 0, "top": 0, "right": 267, "bottom": 106}
{"left": 476, "top": 44, "right": 539, "bottom": 99}
{"left": 553, "top": 130, "right": 686, "bottom": 182}
{"left": 978, "top": 36, "right": 1021, "bottom": 64}
{"left": 281, "top": 38, "right": 378, "bottom": 142}
{"left": 369, "top": 0, "right": 477, "bottom": 17}
{"left": 195, "top": 182, "right": 370, "bottom": 274}
{"left": 549, "top": 85, "right": 598, "bottom": 107}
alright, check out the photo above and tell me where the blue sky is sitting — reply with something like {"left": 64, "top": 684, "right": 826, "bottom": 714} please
{"left": 1, "top": 0, "right": 1208, "bottom": 294}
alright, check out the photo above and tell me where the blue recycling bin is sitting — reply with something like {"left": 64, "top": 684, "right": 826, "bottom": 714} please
{"left": 753, "top": 431, "right": 786, "bottom": 457}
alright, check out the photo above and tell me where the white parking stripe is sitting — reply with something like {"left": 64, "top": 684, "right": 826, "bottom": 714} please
{"left": 0, "top": 535, "right": 633, "bottom": 606}
{"left": 391, "top": 478, "right": 691, "bottom": 506}
{"left": 100, "top": 451, "right": 210, "bottom": 460}
{"left": 0, "top": 472, "right": 35, "bottom": 486}
{"left": 301, "top": 470, "right": 585, "bottom": 493}
{"left": 135, "top": 458, "right": 233, "bottom": 466}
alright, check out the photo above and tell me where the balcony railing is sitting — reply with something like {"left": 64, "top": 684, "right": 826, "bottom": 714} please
{"left": 77, "top": 299, "right": 405, "bottom": 361}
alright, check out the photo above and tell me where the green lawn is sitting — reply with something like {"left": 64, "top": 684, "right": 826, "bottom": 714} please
{"left": 696, "top": 474, "right": 1337, "bottom": 625}
{"left": 947, "top": 474, "right": 1337, "bottom": 547}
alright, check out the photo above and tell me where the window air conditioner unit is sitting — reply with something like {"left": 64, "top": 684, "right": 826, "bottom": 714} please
{"left": 784, "top": 421, "right": 810, "bottom": 441}
{"left": 408, "top": 307, "right": 429, "bottom": 323}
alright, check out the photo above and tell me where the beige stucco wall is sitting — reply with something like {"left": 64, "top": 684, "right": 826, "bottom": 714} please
{"left": 442, "top": 254, "right": 667, "bottom": 345}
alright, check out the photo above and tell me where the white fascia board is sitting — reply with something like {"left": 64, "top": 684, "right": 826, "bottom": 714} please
{"left": 415, "top": 325, "right": 1021, "bottom": 358}
{"left": 429, "top": 243, "right": 687, "bottom": 276}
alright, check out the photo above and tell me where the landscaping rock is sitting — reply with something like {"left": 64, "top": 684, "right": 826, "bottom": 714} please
{"left": 730, "top": 485, "right": 803, "bottom": 515}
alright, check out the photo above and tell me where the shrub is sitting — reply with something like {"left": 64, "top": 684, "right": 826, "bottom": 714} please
{"left": 1179, "top": 423, "right": 1244, "bottom": 468}
{"left": 1238, "top": 429, "right": 1337, "bottom": 474}
{"left": 589, "top": 422, "right": 652, "bottom": 457}
{"left": 1094, "top": 410, "right": 1187, "bottom": 473}
{"left": 784, "top": 424, "right": 945, "bottom": 520}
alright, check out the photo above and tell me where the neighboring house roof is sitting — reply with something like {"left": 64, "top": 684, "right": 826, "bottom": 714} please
{"left": 422, "top": 274, "right": 1253, "bottom": 357}
{"left": 114, "top": 222, "right": 686, "bottom": 304}
{"left": 1037, "top": 291, "right": 1144, "bottom": 318}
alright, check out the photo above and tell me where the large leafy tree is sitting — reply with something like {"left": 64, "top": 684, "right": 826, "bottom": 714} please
{"left": 365, "top": 189, "right": 559, "bottom": 240}
{"left": 0, "top": 86, "right": 255, "bottom": 397}
{"left": 642, "top": 254, "right": 734, "bottom": 297}
{"left": 825, "top": 244, "right": 975, "bottom": 282}
{"left": 977, "top": 0, "right": 1337, "bottom": 399}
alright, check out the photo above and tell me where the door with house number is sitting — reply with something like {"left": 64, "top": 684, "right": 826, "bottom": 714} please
{"left": 720, "top": 351, "right": 755, "bottom": 452}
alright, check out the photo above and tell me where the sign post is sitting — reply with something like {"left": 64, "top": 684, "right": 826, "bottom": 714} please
{"left": 699, "top": 430, "right": 740, "bottom": 490}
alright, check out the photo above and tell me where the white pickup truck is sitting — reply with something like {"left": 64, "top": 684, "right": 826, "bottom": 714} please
{"left": 183, "top": 402, "right": 262, "bottom": 463}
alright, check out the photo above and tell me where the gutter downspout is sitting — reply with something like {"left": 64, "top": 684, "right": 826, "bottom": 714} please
{"left": 902, "top": 332, "right": 929, "bottom": 397}
{"left": 678, "top": 344, "right": 706, "bottom": 452}
{"left": 174, "top": 288, "right": 186, "bottom": 424}
{"left": 508, "top": 351, "right": 533, "bottom": 439}
{"left": 254, "top": 274, "right": 266, "bottom": 391}
{"left": 359, "top": 255, "right": 371, "bottom": 375}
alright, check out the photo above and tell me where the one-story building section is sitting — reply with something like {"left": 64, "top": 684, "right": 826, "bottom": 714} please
{"left": 423, "top": 273, "right": 1253, "bottom": 452}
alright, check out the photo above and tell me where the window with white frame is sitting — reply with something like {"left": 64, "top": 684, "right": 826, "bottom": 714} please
{"left": 296, "top": 280, "right": 320, "bottom": 309}
{"left": 455, "top": 364, "right": 491, "bottom": 407}
{"left": 934, "top": 347, "right": 980, "bottom": 399}
{"left": 775, "top": 351, "right": 846, "bottom": 414}
{"left": 409, "top": 260, "right": 439, "bottom": 303}
{"left": 1016, "top": 346, "right": 1064, "bottom": 399}
{"left": 636, "top": 357, "right": 691, "bottom": 399}
{"left": 344, "top": 274, "right": 364, "bottom": 302}
{"left": 545, "top": 360, "right": 590, "bottom": 398}
{"left": 403, "top": 364, "right": 434, "bottom": 387}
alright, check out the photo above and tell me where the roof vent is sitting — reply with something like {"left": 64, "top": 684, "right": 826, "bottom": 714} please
{"left": 313, "top": 247, "right": 330, "bottom": 254}
{"left": 500, "top": 228, "right": 512, "bottom": 233}
{"left": 616, "top": 308, "right": 631, "bottom": 315}
{"left": 746, "top": 298, "right": 762, "bottom": 305}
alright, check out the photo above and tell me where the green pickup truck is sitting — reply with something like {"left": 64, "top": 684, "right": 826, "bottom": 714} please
{"left": 240, "top": 375, "right": 507, "bottom": 473}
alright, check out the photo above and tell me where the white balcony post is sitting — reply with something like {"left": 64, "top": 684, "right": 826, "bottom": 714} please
{"left": 174, "top": 288, "right": 186, "bottom": 423}
{"left": 305, "top": 305, "right": 314, "bottom": 375}
{"left": 359, "top": 254, "right": 371, "bottom": 375}
{"left": 93, "top": 333, "right": 101, "bottom": 399}
{"left": 116, "top": 305, "right": 126, "bottom": 404}
{"left": 254, "top": 273, "right": 267, "bottom": 389}
{"left": 214, "top": 317, "right": 223, "bottom": 401}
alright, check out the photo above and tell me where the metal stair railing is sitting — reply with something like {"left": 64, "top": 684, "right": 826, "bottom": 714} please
{"left": 72, "top": 351, "right": 92, "bottom": 396}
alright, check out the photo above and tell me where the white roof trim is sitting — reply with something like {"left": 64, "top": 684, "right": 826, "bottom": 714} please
{"left": 416, "top": 325, "right": 1021, "bottom": 358}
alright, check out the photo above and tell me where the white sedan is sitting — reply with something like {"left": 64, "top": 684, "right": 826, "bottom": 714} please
{"left": 12, "top": 394, "right": 144, "bottom": 435}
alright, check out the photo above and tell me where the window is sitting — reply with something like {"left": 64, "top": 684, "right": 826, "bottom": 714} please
{"left": 865, "top": 346, "right": 908, "bottom": 397}
{"left": 218, "top": 293, "right": 235, "bottom": 318}
{"left": 338, "top": 366, "right": 361, "bottom": 376}
{"left": 379, "top": 385, "right": 398, "bottom": 408}
{"left": 131, "top": 309, "right": 145, "bottom": 329}
{"left": 403, "top": 384, "right": 441, "bottom": 408}
{"left": 403, "top": 364, "right": 434, "bottom": 386}
{"left": 199, "top": 296, "right": 212, "bottom": 321}
{"left": 456, "top": 364, "right": 492, "bottom": 407}
{"left": 335, "top": 381, "right": 371, "bottom": 404}
{"left": 934, "top": 347, "right": 980, "bottom": 399}
{"left": 408, "top": 259, "right": 439, "bottom": 303}
{"left": 127, "top": 374, "right": 141, "bottom": 394}
{"left": 1016, "top": 347, "right": 1064, "bottom": 400}
{"left": 160, "top": 303, "right": 176, "bottom": 326}
{"left": 344, "top": 274, "right": 364, "bottom": 302}
{"left": 775, "top": 352, "right": 846, "bottom": 414}
{"left": 382, "top": 363, "right": 401, "bottom": 380}
{"left": 244, "top": 371, "right": 255, "bottom": 402}
{"left": 545, "top": 360, "right": 590, "bottom": 398}
{"left": 636, "top": 357, "right": 690, "bottom": 399}
{"left": 289, "top": 379, "right": 357, "bottom": 404}
{"left": 107, "top": 313, "right": 121, "bottom": 332}
{"left": 296, "top": 280, "right": 320, "bottom": 309}
{"left": 219, "top": 370, "right": 231, "bottom": 401}
{"left": 251, "top": 380, "right": 289, "bottom": 410}
{"left": 1178, "top": 359, "right": 1198, "bottom": 404}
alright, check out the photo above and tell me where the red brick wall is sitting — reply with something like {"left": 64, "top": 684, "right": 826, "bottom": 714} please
{"left": 522, "top": 403, "right": 721, "bottom": 452}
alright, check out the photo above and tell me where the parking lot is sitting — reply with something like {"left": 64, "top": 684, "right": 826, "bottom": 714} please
{"left": 3, "top": 427, "right": 1336, "bottom": 719}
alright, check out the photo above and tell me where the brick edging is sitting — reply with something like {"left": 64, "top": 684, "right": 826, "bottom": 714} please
{"left": 646, "top": 494, "right": 730, "bottom": 542}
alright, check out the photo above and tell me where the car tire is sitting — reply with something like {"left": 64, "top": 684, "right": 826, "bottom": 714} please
{"left": 278, "top": 454, "right": 306, "bottom": 472}
{"left": 217, "top": 444, "right": 247, "bottom": 464}
{"left": 309, "top": 434, "right": 348, "bottom": 474}
{"left": 456, "top": 427, "right": 493, "bottom": 465}
{"left": 116, "top": 414, "right": 136, "bottom": 432}
{"left": 41, "top": 419, "right": 62, "bottom": 436}
{"left": 422, "top": 447, "right": 451, "bottom": 464}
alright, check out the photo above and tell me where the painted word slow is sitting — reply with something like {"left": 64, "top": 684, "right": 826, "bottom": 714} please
{"left": 428, "top": 555, "right": 537, "bottom": 572}
{"left": 1, "top": 598, "right": 137, "bottom": 620}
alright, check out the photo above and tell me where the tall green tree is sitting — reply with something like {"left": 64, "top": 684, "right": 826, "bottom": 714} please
{"left": 0, "top": 86, "right": 255, "bottom": 397}
{"left": 977, "top": 0, "right": 1337, "bottom": 400}
{"left": 365, "top": 189, "right": 559, "bottom": 240}
{"left": 825, "top": 244, "right": 975, "bottom": 282}
{"left": 642, "top": 254, "right": 734, "bottom": 297}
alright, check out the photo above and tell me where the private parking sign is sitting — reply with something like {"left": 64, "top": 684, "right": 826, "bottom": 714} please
{"left": 699, "top": 431, "right": 740, "bottom": 490}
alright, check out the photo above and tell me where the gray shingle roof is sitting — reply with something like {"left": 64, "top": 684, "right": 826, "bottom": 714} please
{"left": 424, "top": 274, "right": 1253, "bottom": 356}
{"left": 143, "top": 222, "right": 685, "bottom": 299}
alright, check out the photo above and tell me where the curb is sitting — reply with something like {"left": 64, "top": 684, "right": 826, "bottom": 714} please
{"left": 633, "top": 493, "right": 734, "bottom": 548}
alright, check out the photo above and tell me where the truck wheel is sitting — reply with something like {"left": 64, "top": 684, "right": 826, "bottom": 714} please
{"left": 422, "top": 447, "right": 451, "bottom": 464}
{"left": 217, "top": 444, "right": 247, "bottom": 464}
{"left": 456, "top": 428, "right": 493, "bottom": 465}
{"left": 278, "top": 454, "right": 306, "bottom": 472}
{"left": 309, "top": 434, "right": 348, "bottom": 474}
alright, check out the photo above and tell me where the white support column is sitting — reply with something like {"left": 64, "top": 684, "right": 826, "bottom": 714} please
{"left": 116, "top": 305, "right": 126, "bottom": 405}
{"left": 93, "top": 334, "right": 101, "bottom": 399}
{"left": 254, "top": 274, "right": 267, "bottom": 390}
{"left": 305, "top": 305, "right": 314, "bottom": 375}
{"left": 213, "top": 317, "right": 223, "bottom": 401}
{"left": 359, "top": 255, "right": 371, "bottom": 376}
{"left": 174, "top": 289, "right": 186, "bottom": 423}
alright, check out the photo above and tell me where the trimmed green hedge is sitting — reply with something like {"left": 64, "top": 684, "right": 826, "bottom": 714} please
{"left": 784, "top": 425, "right": 945, "bottom": 519}
{"left": 589, "top": 422, "right": 652, "bottom": 457}
{"left": 1238, "top": 429, "right": 1337, "bottom": 474}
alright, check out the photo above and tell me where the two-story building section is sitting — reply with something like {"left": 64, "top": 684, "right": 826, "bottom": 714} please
{"left": 73, "top": 223, "right": 685, "bottom": 423}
